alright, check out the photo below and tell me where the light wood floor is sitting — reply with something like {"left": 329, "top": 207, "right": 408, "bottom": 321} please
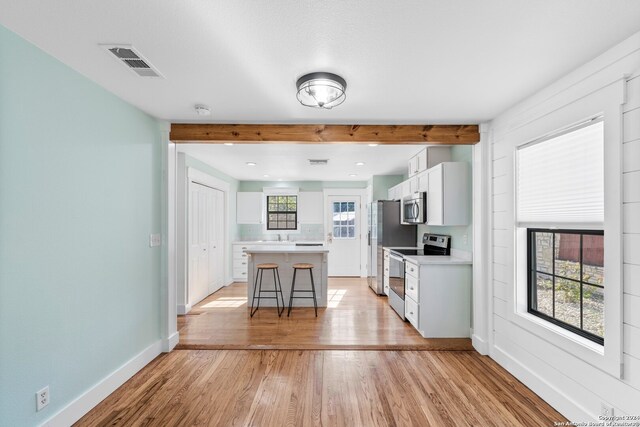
{"left": 76, "top": 349, "right": 567, "bottom": 426}
{"left": 177, "top": 278, "right": 472, "bottom": 350}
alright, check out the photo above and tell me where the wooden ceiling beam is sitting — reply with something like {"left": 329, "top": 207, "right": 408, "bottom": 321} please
{"left": 169, "top": 124, "right": 480, "bottom": 145}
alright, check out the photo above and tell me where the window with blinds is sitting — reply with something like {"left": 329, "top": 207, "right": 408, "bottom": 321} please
{"left": 518, "top": 118, "right": 605, "bottom": 344}
{"left": 516, "top": 119, "right": 604, "bottom": 227}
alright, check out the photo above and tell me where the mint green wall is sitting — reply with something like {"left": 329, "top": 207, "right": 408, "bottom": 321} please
{"left": 371, "top": 175, "right": 404, "bottom": 201}
{"left": 238, "top": 180, "right": 367, "bottom": 192}
{"left": 417, "top": 146, "right": 474, "bottom": 252}
{"left": 0, "top": 25, "right": 162, "bottom": 425}
{"left": 183, "top": 154, "right": 240, "bottom": 276}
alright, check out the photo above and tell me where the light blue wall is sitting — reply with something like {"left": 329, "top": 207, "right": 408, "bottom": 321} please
{"left": 371, "top": 175, "right": 404, "bottom": 201}
{"left": 0, "top": 25, "right": 162, "bottom": 425}
{"left": 417, "top": 146, "right": 474, "bottom": 252}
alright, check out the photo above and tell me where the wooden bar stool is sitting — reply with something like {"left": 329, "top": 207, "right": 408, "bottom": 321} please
{"left": 250, "top": 263, "right": 284, "bottom": 317}
{"left": 287, "top": 263, "right": 318, "bottom": 317}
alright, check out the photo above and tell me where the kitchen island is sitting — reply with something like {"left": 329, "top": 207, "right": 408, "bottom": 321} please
{"left": 245, "top": 245, "right": 329, "bottom": 308}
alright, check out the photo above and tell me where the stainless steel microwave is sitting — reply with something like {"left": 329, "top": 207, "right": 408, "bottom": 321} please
{"left": 402, "top": 192, "right": 426, "bottom": 224}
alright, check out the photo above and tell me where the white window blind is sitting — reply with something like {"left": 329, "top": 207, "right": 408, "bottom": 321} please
{"left": 516, "top": 120, "right": 604, "bottom": 226}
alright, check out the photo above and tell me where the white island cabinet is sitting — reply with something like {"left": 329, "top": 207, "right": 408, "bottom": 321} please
{"left": 245, "top": 245, "right": 329, "bottom": 308}
{"left": 404, "top": 255, "right": 472, "bottom": 338}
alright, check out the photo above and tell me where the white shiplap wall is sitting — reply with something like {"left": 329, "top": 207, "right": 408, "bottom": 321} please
{"left": 487, "top": 33, "right": 640, "bottom": 421}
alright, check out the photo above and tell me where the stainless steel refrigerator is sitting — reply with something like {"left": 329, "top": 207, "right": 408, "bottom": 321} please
{"left": 367, "top": 200, "right": 417, "bottom": 295}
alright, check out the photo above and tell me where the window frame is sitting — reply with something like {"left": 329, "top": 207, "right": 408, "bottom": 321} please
{"left": 265, "top": 195, "right": 298, "bottom": 231}
{"left": 526, "top": 228, "right": 604, "bottom": 345}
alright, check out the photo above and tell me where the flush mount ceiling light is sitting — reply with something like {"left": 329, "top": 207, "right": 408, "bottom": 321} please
{"left": 355, "top": 162, "right": 365, "bottom": 166}
{"left": 349, "top": 174, "right": 358, "bottom": 177}
{"left": 296, "top": 72, "right": 347, "bottom": 109}
{"left": 246, "top": 162, "right": 257, "bottom": 166}
{"left": 224, "top": 142, "right": 234, "bottom": 146}
{"left": 368, "top": 144, "right": 379, "bottom": 147}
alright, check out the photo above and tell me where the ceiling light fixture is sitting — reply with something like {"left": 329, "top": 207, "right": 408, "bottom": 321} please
{"left": 224, "top": 142, "right": 234, "bottom": 146}
{"left": 368, "top": 144, "right": 379, "bottom": 147}
{"left": 349, "top": 174, "right": 358, "bottom": 177}
{"left": 263, "top": 174, "right": 270, "bottom": 178}
{"left": 355, "top": 162, "right": 365, "bottom": 166}
{"left": 296, "top": 72, "right": 346, "bottom": 109}
{"left": 246, "top": 162, "right": 257, "bottom": 166}
{"left": 194, "top": 104, "right": 211, "bottom": 116}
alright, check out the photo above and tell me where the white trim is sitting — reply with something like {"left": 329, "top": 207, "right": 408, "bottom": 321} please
{"left": 503, "top": 77, "right": 625, "bottom": 377}
{"left": 159, "top": 124, "right": 177, "bottom": 357}
{"left": 162, "top": 332, "right": 179, "bottom": 352}
{"left": 322, "top": 188, "right": 368, "bottom": 277}
{"left": 177, "top": 303, "right": 192, "bottom": 315}
{"left": 41, "top": 340, "right": 162, "bottom": 427}
{"left": 491, "top": 344, "right": 593, "bottom": 422}
{"left": 472, "top": 123, "right": 491, "bottom": 355}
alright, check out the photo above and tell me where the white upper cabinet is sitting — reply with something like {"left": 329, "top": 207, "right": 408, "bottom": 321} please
{"left": 387, "top": 184, "right": 402, "bottom": 201}
{"left": 417, "top": 171, "right": 429, "bottom": 193}
{"left": 407, "top": 146, "right": 451, "bottom": 177}
{"left": 427, "top": 162, "right": 470, "bottom": 226}
{"left": 298, "top": 192, "right": 324, "bottom": 224}
{"left": 236, "top": 192, "right": 263, "bottom": 224}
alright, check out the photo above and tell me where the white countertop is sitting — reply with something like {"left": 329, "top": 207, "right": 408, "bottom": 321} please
{"left": 234, "top": 240, "right": 325, "bottom": 245}
{"left": 244, "top": 245, "right": 329, "bottom": 253}
{"left": 403, "top": 255, "right": 472, "bottom": 265}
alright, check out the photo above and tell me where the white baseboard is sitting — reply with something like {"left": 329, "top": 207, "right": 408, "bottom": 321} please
{"left": 472, "top": 333, "right": 489, "bottom": 355}
{"left": 162, "top": 332, "right": 179, "bottom": 352}
{"left": 42, "top": 340, "right": 162, "bottom": 427}
{"left": 490, "top": 344, "right": 592, "bottom": 422}
{"left": 177, "top": 303, "right": 191, "bottom": 315}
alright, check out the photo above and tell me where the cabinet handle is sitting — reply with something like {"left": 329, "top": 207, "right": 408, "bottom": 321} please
{"left": 242, "top": 262, "right": 247, "bottom": 265}
{"left": 409, "top": 311, "right": 414, "bottom": 315}
{"left": 410, "top": 286, "right": 414, "bottom": 290}
{"left": 241, "top": 247, "right": 247, "bottom": 250}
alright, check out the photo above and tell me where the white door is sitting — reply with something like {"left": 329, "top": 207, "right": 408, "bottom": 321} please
{"left": 189, "top": 182, "right": 225, "bottom": 305}
{"left": 189, "top": 183, "right": 209, "bottom": 305}
{"left": 326, "top": 196, "right": 361, "bottom": 276}
{"left": 208, "top": 188, "right": 224, "bottom": 294}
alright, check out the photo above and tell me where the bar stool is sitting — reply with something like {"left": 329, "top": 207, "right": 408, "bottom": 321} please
{"left": 287, "top": 263, "right": 318, "bottom": 317}
{"left": 250, "top": 263, "right": 284, "bottom": 317}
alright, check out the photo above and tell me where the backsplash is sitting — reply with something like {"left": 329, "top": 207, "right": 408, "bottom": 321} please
{"left": 237, "top": 224, "right": 325, "bottom": 242}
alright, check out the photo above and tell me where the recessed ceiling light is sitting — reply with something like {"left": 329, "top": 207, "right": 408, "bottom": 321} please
{"left": 368, "top": 144, "right": 379, "bottom": 147}
{"left": 194, "top": 104, "right": 211, "bottom": 116}
{"left": 263, "top": 174, "right": 270, "bottom": 178}
{"left": 355, "top": 162, "right": 365, "bottom": 166}
{"left": 349, "top": 174, "right": 358, "bottom": 177}
{"left": 224, "top": 143, "right": 234, "bottom": 146}
{"left": 246, "top": 162, "right": 257, "bottom": 166}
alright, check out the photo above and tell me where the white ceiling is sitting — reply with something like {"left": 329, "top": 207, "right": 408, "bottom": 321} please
{"left": 3, "top": 1, "right": 640, "bottom": 180}
{"left": 178, "top": 144, "right": 426, "bottom": 181}
{"left": 2, "top": 1, "right": 640, "bottom": 125}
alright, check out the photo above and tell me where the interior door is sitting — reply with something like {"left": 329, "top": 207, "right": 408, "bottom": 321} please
{"left": 208, "top": 188, "right": 224, "bottom": 294}
{"left": 326, "top": 196, "right": 361, "bottom": 276}
{"left": 189, "top": 182, "right": 210, "bottom": 305}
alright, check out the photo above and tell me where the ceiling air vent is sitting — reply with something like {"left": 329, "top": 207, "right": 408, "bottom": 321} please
{"left": 309, "top": 159, "right": 329, "bottom": 166}
{"left": 101, "top": 44, "right": 163, "bottom": 78}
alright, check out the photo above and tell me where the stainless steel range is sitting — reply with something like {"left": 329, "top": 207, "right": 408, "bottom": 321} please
{"left": 387, "top": 233, "right": 451, "bottom": 319}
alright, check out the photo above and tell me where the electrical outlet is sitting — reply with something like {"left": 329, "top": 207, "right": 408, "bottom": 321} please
{"left": 600, "top": 402, "right": 614, "bottom": 418}
{"left": 36, "top": 386, "right": 49, "bottom": 411}
{"left": 149, "top": 233, "right": 161, "bottom": 247}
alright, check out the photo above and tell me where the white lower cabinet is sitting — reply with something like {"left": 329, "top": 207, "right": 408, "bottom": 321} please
{"left": 383, "top": 249, "right": 390, "bottom": 295}
{"left": 232, "top": 243, "right": 249, "bottom": 281}
{"left": 404, "top": 259, "right": 471, "bottom": 338}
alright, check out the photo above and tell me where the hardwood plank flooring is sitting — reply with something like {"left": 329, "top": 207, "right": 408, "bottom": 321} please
{"left": 75, "top": 349, "right": 567, "bottom": 426}
{"left": 177, "top": 278, "right": 472, "bottom": 350}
